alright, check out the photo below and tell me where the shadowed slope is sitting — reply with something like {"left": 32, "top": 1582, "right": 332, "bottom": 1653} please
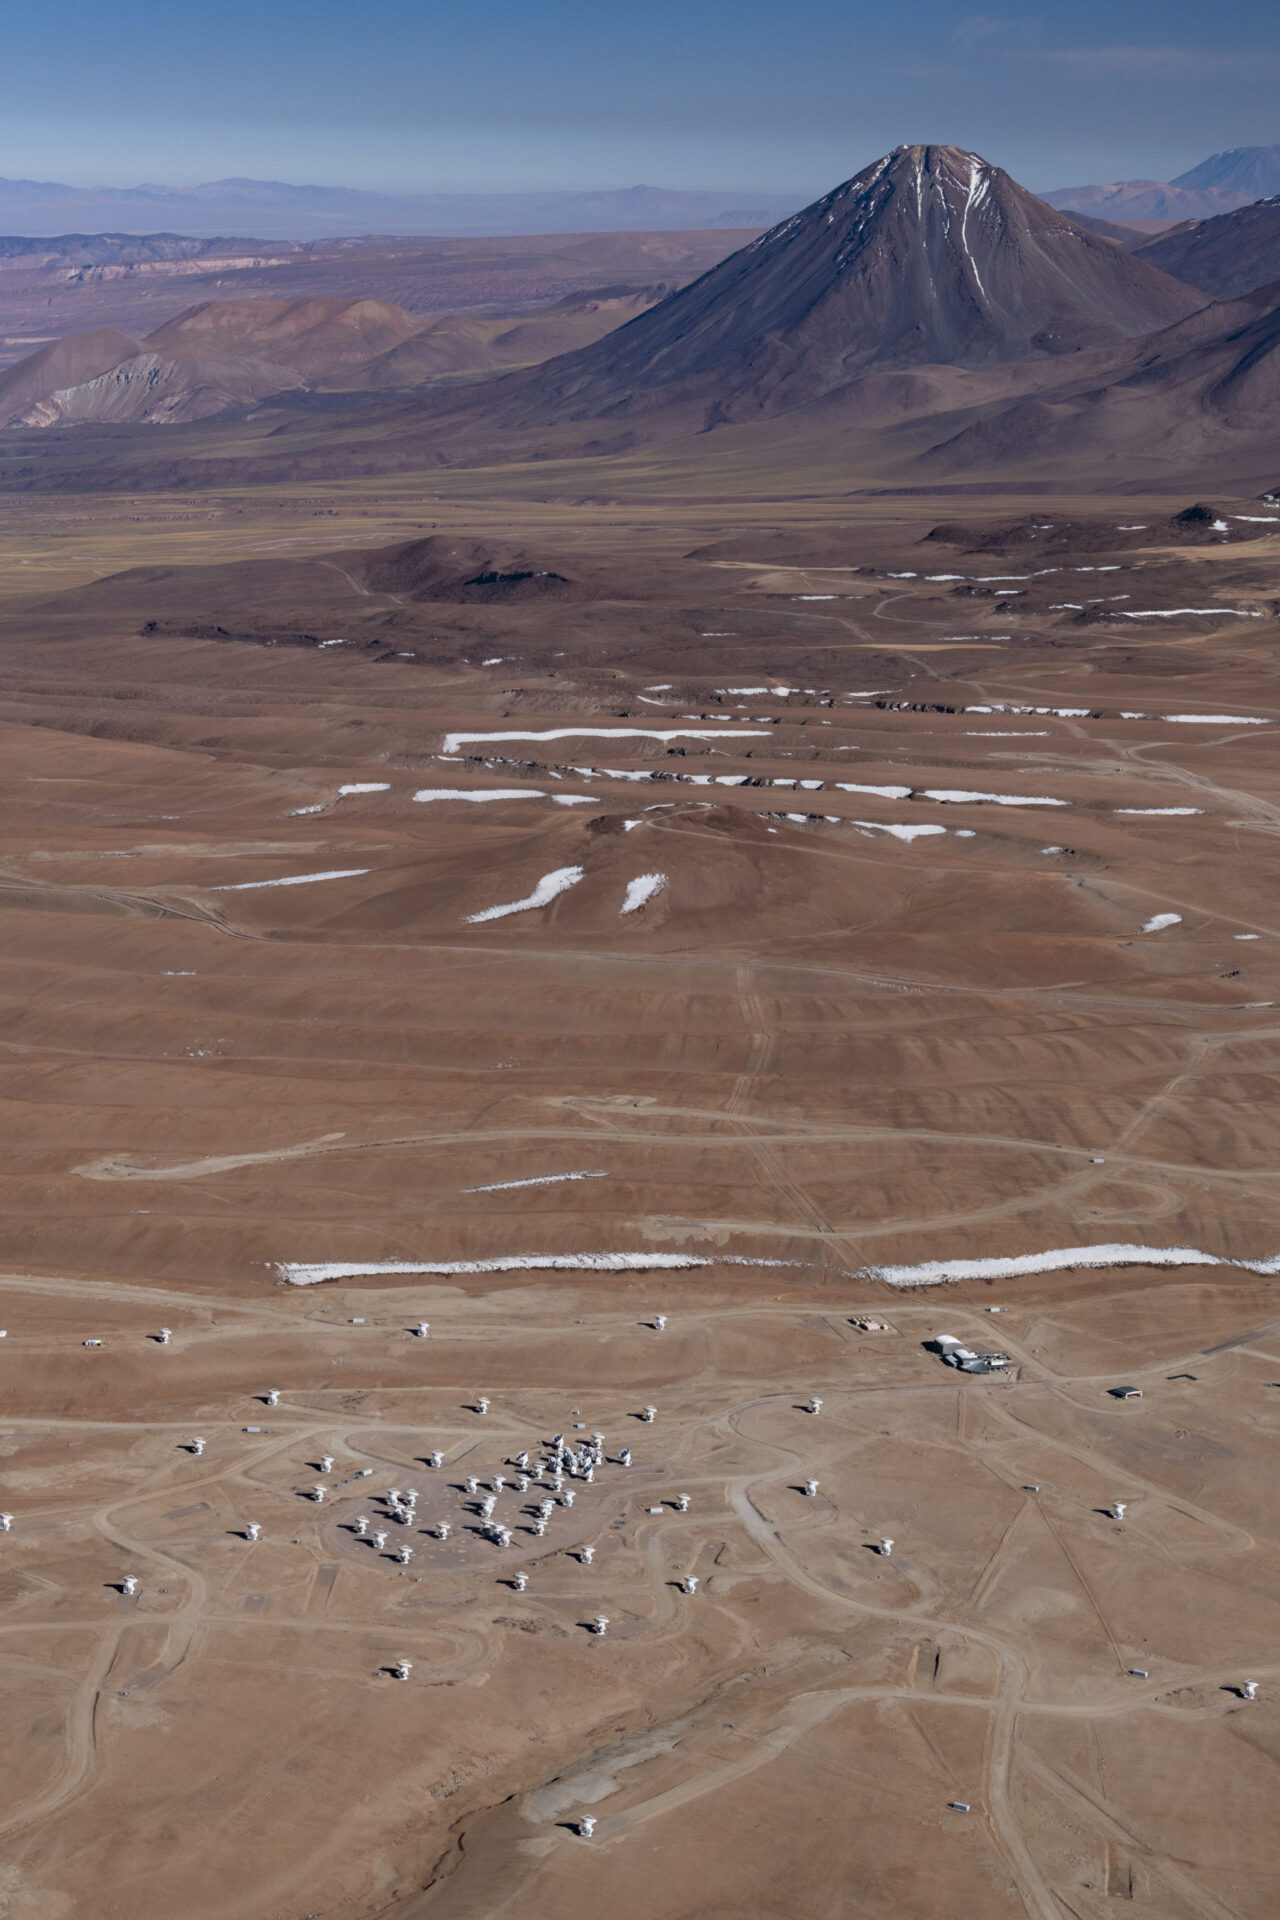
{"left": 915, "top": 281, "right": 1280, "bottom": 477}
{"left": 1136, "top": 199, "right": 1280, "bottom": 301}
{"left": 0, "top": 328, "right": 147, "bottom": 420}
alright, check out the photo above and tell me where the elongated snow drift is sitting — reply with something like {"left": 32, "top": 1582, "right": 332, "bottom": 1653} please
{"left": 277, "top": 1251, "right": 796, "bottom": 1285}
{"left": 465, "top": 865, "right": 584, "bottom": 924}
{"left": 858, "top": 1243, "right": 1280, "bottom": 1288}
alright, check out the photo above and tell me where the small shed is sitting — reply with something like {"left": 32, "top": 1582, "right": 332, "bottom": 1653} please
{"left": 1110, "top": 1385, "right": 1143, "bottom": 1400}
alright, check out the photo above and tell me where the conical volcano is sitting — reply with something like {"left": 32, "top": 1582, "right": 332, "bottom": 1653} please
{"left": 508, "top": 144, "right": 1205, "bottom": 424}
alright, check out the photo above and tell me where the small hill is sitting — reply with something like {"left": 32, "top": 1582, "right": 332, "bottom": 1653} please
{"left": 0, "top": 328, "right": 147, "bottom": 422}
{"left": 328, "top": 286, "right": 671, "bottom": 390}
{"left": 143, "top": 297, "right": 418, "bottom": 375}
{"left": 1135, "top": 198, "right": 1280, "bottom": 300}
{"left": 499, "top": 145, "right": 1205, "bottom": 425}
{"left": 0, "top": 296, "right": 418, "bottom": 427}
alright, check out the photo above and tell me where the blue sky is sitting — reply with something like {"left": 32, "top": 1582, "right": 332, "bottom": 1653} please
{"left": 3, "top": 0, "right": 1277, "bottom": 194}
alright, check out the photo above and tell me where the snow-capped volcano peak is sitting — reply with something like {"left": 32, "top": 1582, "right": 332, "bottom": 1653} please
{"left": 512, "top": 144, "right": 1204, "bottom": 423}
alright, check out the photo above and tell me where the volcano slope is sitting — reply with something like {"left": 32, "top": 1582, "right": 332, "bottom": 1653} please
{"left": 0, "top": 478, "right": 1278, "bottom": 1920}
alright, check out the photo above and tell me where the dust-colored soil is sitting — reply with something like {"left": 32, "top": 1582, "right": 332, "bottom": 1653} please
{"left": 0, "top": 481, "right": 1277, "bottom": 1919}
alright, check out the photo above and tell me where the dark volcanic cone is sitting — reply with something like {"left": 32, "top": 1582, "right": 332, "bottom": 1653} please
{"left": 508, "top": 144, "right": 1205, "bottom": 425}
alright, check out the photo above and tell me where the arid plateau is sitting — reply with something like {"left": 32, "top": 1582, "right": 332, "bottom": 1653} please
{"left": 0, "top": 144, "right": 1278, "bottom": 1920}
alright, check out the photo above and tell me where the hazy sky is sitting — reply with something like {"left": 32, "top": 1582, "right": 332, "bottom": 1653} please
{"left": 3, "top": 0, "right": 1277, "bottom": 194}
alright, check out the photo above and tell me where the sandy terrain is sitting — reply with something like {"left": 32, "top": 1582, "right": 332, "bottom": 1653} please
{"left": 0, "top": 482, "right": 1276, "bottom": 1918}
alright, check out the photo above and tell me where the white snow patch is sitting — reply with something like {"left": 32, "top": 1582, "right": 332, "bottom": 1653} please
{"left": 415, "top": 787, "right": 539, "bottom": 804}
{"left": 279, "top": 1251, "right": 797, "bottom": 1285}
{"left": 213, "top": 868, "right": 370, "bottom": 891}
{"left": 443, "top": 728, "right": 767, "bottom": 752}
{"left": 1158, "top": 713, "right": 1269, "bottom": 725}
{"left": 465, "top": 865, "right": 584, "bottom": 924}
{"left": 1114, "top": 610, "right": 1262, "bottom": 621}
{"left": 1115, "top": 807, "right": 1203, "bottom": 816}
{"left": 855, "top": 821, "right": 946, "bottom": 842}
{"left": 620, "top": 872, "right": 667, "bottom": 914}
{"left": 413, "top": 787, "right": 598, "bottom": 805}
{"left": 465, "top": 1171, "right": 607, "bottom": 1193}
{"left": 923, "top": 790, "right": 1067, "bottom": 807}
{"left": 859, "top": 1242, "right": 1280, "bottom": 1288}
{"left": 338, "top": 783, "right": 390, "bottom": 796}
{"left": 1141, "top": 913, "right": 1182, "bottom": 933}
{"left": 835, "top": 781, "right": 914, "bottom": 799}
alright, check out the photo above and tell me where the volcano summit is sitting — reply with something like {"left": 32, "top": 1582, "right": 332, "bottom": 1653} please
{"left": 502, "top": 144, "right": 1204, "bottom": 425}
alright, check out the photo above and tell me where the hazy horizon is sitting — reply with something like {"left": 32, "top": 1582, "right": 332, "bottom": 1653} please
{"left": 4, "top": 0, "right": 1277, "bottom": 201}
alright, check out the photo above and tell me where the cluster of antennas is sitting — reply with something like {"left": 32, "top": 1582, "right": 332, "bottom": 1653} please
{"left": 320, "top": 1416, "right": 649, "bottom": 1568}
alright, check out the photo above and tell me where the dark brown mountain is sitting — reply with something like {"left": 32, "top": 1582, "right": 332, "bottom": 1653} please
{"left": 1135, "top": 198, "right": 1280, "bottom": 300}
{"left": 914, "top": 280, "right": 1280, "bottom": 481}
{"left": 495, "top": 145, "right": 1205, "bottom": 425}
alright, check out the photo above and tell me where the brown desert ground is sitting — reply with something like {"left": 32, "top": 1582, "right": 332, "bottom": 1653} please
{"left": 0, "top": 450, "right": 1277, "bottom": 1920}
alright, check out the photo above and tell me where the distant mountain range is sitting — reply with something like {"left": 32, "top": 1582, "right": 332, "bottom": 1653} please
{"left": 0, "top": 176, "right": 804, "bottom": 240}
{"left": 1045, "top": 143, "right": 1280, "bottom": 223}
{"left": 0, "top": 232, "right": 299, "bottom": 270}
